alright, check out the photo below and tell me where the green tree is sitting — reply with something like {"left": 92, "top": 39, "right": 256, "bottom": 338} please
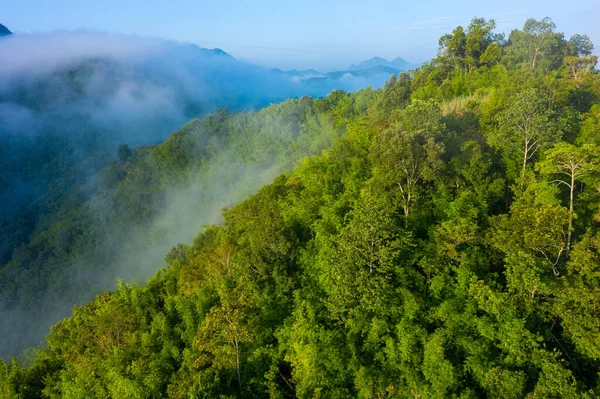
{"left": 537, "top": 143, "right": 600, "bottom": 252}
{"left": 0, "top": 359, "right": 17, "bottom": 399}
{"left": 194, "top": 282, "right": 256, "bottom": 393}
{"left": 371, "top": 100, "right": 445, "bottom": 216}
{"left": 379, "top": 73, "right": 411, "bottom": 115}
{"left": 508, "top": 17, "right": 566, "bottom": 70}
{"left": 568, "top": 33, "right": 594, "bottom": 56}
{"left": 493, "top": 88, "right": 559, "bottom": 178}
{"left": 465, "top": 18, "right": 502, "bottom": 67}
{"left": 562, "top": 54, "right": 598, "bottom": 87}
{"left": 480, "top": 43, "right": 502, "bottom": 66}
{"left": 553, "top": 232, "right": 600, "bottom": 360}
{"left": 438, "top": 26, "right": 467, "bottom": 68}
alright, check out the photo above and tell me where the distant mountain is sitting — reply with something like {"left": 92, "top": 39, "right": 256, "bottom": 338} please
{"left": 271, "top": 64, "right": 401, "bottom": 91}
{"left": 270, "top": 68, "right": 324, "bottom": 78}
{"left": 389, "top": 57, "right": 414, "bottom": 71}
{"left": 327, "top": 65, "right": 400, "bottom": 79}
{"left": 0, "top": 23, "right": 12, "bottom": 37}
{"left": 302, "top": 65, "right": 401, "bottom": 90}
{"left": 271, "top": 60, "right": 411, "bottom": 83}
{"left": 349, "top": 56, "right": 414, "bottom": 72}
{"left": 349, "top": 56, "right": 389, "bottom": 70}
{"left": 198, "top": 47, "right": 233, "bottom": 58}
{"left": 175, "top": 43, "right": 233, "bottom": 59}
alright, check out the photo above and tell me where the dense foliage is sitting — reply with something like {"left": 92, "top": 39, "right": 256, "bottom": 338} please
{"left": 2, "top": 17, "right": 600, "bottom": 398}
{"left": 0, "top": 93, "right": 349, "bottom": 356}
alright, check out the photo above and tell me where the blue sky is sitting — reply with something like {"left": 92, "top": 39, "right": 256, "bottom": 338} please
{"left": 3, "top": 0, "right": 599, "bottom": 69}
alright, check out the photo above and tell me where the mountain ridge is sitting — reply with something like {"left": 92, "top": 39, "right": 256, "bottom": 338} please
{"left": 0, "top": 23, "right": 12, "bottom": 37}
{"left": 271, "top": 56, "right": 415, "bottom": 79}
{"left": 349, "top": 56, "right": 414, "bottom": 71}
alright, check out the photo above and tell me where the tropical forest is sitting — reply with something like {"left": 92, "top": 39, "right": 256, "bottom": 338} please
{"left": 1, "top": 14, "right": 600, "bottom": 399}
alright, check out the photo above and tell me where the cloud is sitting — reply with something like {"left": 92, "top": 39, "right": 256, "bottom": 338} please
{"left": 0, "top": 102, "right": 40, "bottom": 136}
{"left": 0, "top": 32, "right": 161, "bottom": 79}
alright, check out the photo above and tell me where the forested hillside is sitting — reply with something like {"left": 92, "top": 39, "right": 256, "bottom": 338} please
{"left": 2, "top": 17, "right": 600, "bottom": 398}
{"left": 0, "top": 94, "right": 352, "bottom": 357}
{"left": 0, "top": 31, "right": 406, "bottom": 357}
{"left": 0, "top": 34, "right": 319, "bottom": 270}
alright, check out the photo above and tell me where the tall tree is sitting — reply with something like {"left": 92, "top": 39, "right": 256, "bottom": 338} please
{"left": 537, "top": 143, "right": 600, "bottom": 252}
{"left": 492, "top": 88, "right": 559, "bottom": 179}
{"left": 380, "top": 72, "right": 411, "bottom": 115}
{"left": 508, "top": 17, "right": 566, "bottom": 70}
{"left": 465, "top": 18, "right": 502, "bottom": 67}
{"left": 562, "top": 54, "right": 598, "bottom": 87}
{"left": 194, "top": 283, "right": 256, "bottom": 393}
{"left": 438, "top": 26, "right": 467, "bottom": 68}
{"left": 371, "top": 100, "right": 445, "bottom": 216}
{"left": 568, "top": 33, "right": 594, "bottom": 56}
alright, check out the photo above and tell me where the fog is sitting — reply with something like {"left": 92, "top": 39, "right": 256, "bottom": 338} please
{"left": 0, "top": 31, "right": 389, "bottom": 359}
{"left": 0, "top": 32, "right": 301, "bottom": 144}
{"left": 0, "top": 31, "right": 390, "bottom": 141}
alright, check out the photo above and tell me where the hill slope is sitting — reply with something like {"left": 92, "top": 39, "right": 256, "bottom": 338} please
{"left": 0, "top": 32, "right": 401, "bottom": 359}
{"left": 0, "top": 94, "right": 350, "bottom": 358}
{"left": 0, "top": 32, "right": 403, "bottom": 279}
{"left": 2, "top": 16, "right": 600, "bottom": 398}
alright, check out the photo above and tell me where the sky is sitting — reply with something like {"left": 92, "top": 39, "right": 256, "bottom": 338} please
{"left": 2, "top": 0, "right": 599, "bottom": 70}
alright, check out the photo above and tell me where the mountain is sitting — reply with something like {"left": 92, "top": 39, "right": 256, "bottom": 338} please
{"left": 301, "top": 65, "right": 400, "bottom": 90}
{"left": 0, "top": 36, "right": 309, "bottom": 267}
{"left": 349, "top": 56, "right": 414, "bottom": 71}
{"left": 389, "top": 56, "right": 414, "bottom": 70}
{"left": 326, "top": 65, "right": 400, "bottom": 79}
{"left": 0, "top": 32, "right": 403, "bottom": 272}
{"left": 272, "top": 64, "right": 402, "bottom": 91}
{"left": 200, "top": 47, "right": 232, "bottom": 57}
{"left": 349, "top": 56, "right": 390, "bottom": 70}
{"left": 0, "top": 23, "right": 11, "bottom": 37}
{"left": 178, "top": 43, "right": 234, "bottom": 58}
{"left": 269, "top": 68, "right": 325, "bottom": 79}
{"left": 3, "top": 15, "right": 600, "bottom": 399}
{"left": 0, "top": 32, "right": 400, "bottom": 358}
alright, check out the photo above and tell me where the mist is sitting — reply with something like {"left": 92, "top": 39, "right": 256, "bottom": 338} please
{"left": 0, "top": 139, "right": 304, "bottom": 359}
{"left": 0, "top": 30, "right": 348, "bottom": 264}
{"left": 0, "top": 31, "right": 378, "bottom": 358}
{"left": 0, "top": 32, "right": 303, "bottom": 143}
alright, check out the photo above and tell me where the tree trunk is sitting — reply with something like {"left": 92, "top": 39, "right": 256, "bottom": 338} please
{"left": 567, "top": 173, "right": 575, "bottom": 253}
{"left": 235, "top": 340, "right": 242, "bottom": 393}
{"left": 520, "top": 145, "right": 528, "bottom": 188}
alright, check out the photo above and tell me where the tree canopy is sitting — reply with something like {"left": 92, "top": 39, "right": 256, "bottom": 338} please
{"left": 2, "top": 16, "right": 600, "bottom": 398}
